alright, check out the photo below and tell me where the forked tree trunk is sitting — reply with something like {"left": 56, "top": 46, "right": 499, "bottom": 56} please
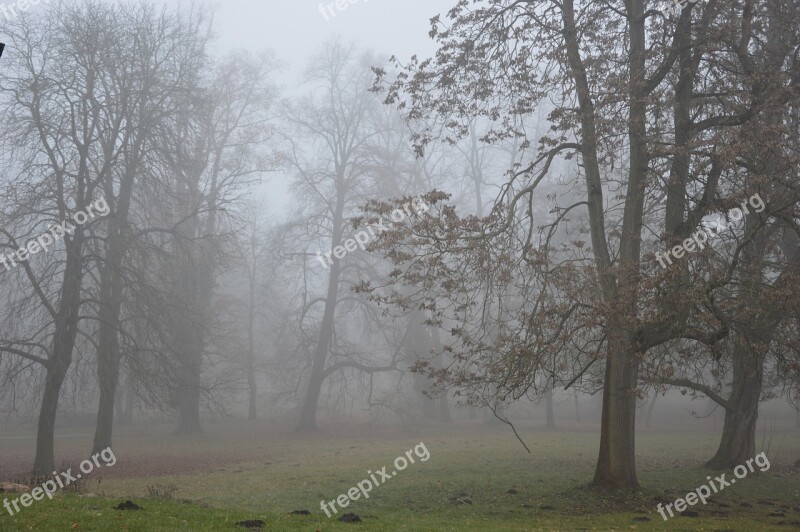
{"left": 562, "top": 0, "right": 645, "bottom": 490}
{"left": 705, "top": 0, "right": 796, "bottom": 470}
{"left": 93, "top": 161, "right": 137, "bottom": 452}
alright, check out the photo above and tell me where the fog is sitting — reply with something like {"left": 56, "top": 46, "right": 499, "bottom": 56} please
{"left": 0, "top": 1, "right": 798, "bottom": 530}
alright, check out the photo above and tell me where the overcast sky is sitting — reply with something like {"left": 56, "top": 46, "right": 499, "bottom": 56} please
{"left": 151, "top": 0, "right": 455, "bottom": 216}
{"left": 161, "top": 0, "right": 454, "bottom": 83}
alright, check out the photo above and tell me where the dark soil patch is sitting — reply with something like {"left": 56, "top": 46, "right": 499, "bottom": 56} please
{"left": 114, "top": 500, "right": 142, "bottom": 511}
{"left": 234, "top": 520, "right": 264, "bottom": 529}
{"left": 632, "top": 516, "right": 650, "bottom": 522}
{"left": 506, "top": 489, "right": 518, "bottom": 494}
{"left": 289, "top": 510, "right": 310, "bottom": 515}
{"left": 338, "top": 513, "right": 362, "bottom": 523}
{"left": 682, "top": 510, "right": 700, "bottom": 517}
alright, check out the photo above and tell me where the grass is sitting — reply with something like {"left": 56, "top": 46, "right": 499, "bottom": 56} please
{"left": 1, "top": 420, "right": 798, "bottom": 530}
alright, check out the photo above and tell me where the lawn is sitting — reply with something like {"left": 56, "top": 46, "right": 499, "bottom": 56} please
{"left": 1, "top": 420, "right": 798, "bottom": 530}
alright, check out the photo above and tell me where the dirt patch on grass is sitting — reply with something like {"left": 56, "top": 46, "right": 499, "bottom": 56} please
{"left": 114, "top": 500, "right": 143, "bottom": 510}
{"left": 235, "top": 519, "right": 264, "bottom": 529}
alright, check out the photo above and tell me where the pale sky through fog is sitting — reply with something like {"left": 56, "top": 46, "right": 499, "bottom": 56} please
{"left": 152, "top": 0, "right": 455, "bottom": 217}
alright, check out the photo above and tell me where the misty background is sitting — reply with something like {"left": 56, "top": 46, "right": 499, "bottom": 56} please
{"left": 0, "top": 0, "right": 798, "bottom": 530}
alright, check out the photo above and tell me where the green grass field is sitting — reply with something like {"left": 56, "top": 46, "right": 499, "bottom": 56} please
{"left": 1, "top": 421, "right": 798, "bottom": 530}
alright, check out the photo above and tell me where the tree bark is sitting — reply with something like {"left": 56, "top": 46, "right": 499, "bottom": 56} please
{"left": 33, "top": 239, "right": 84, "bottom": 477}
{"left": 297, "top": 260, "right": 342, "bottom": 431}
{"left": 706, "top": 344, "right": 764, "bottom": 469}
{"left": 93, "top": 138, "right": 139, "bottom": 452}
{"left": 175, "top": 323, "right": 204, "bottom": 434}
{"left": 593, "top": 335, "right": 639, "bottom": 488}
{"left": 92, "top": 249, "right": 124, "bottom": 452}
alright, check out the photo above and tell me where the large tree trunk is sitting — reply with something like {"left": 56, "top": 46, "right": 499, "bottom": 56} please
{"left": 705, "top": 0, "right": 797, "bottom": 470}
{"left": 172, "top": 259, "right": 207, "bottom": 435}
{"left": 297, "top": 260, "right": 342, "bottom": 431}
{"left": 33, "top": 240, "right": 84, "bottom": 477}
{"left": 562, "top": 0, "right": 645, "bottom": 489}
{"left": 297, "top": 356, "right": 326, "bottom": 431}
{"left": 93, "top": 153, "right": 137, "bottom": 452}
{"left": 175, "top": 325, "right": 204, "bottom": 434}
{"left": 92, "top": 256, "right": 124, "bottom": 451}
{"left": 173, "top": 199, "right": 216, "bottom": 435}
{"left": 34, "top": 361, "right": 70, "bottom": 478}
{"left": 706, "top": 345, "right": 764, "bottom": 469}
{"left": 93, "top": 325, "right": 120, "bottom": 451}
{"left": 591, "top": 0, "right": 647, "bottom": 489}
{"left": 298, "top": 179, "right": 347, "bottom": 431}
{"left": 593, "top": 336, "right": 639, "bottom": 488}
